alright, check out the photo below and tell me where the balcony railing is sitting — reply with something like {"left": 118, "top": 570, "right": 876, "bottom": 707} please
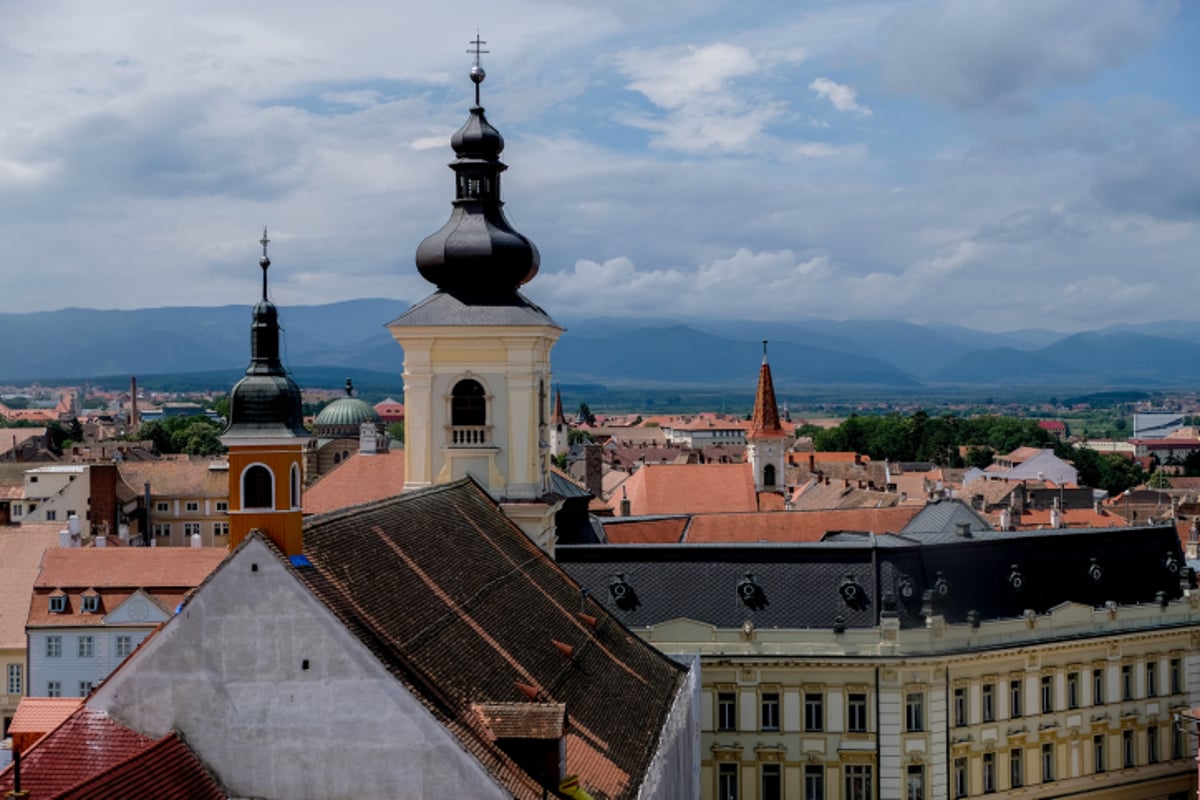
{"left": 449, "top": 425, "right": 492, "bottom": 447}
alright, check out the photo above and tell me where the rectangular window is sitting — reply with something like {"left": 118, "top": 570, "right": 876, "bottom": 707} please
{"left": 1067, "top": 672, "right": 1079, "bottom": 709}
{"left": 982, "top": 682, "right": 995, "bottom": 722}
{"left": 156, "top": 501, "right": 169, "bottom": 512}
{"left": 718, "top": 763, "right": 738, "bottom": 800}
{"left": 982, "top": 752, "right": 995, "bottom": 794}
{"left": 154, "top": 522, "right": 171, "bottom": 537}
{"left": 81, "top": 594, "right": 99, "bottom": 613}
{"left": 49, "top": 594, "right": 66, "bottom": 613}
{"left": 12, "top": 505, "right": 21, "bottom": 517}
{"left": 1122, "top": 664, "right": 1133, "bottom": 700}
{"left": 906, "top": 692, "right": 924, "bottom": 732}
{"left": 804, "top": 765, "right": 824, "bottom": 800}
{"left": 45, "top": 510, "right": 56, "bottom": 521}
{"left": 184, "top": 522, "right": 201, "bottom": 537}
{"left": 761, "top": 764, "right": 782, "bottom": 800}
{"left": 848, "top": 692, "right": 867, "bottom": 733}
{"left": 6, "top": 664, "right": 21, "bottom": 695}
{"left": 214, "top": 521, "right": 229, "bottom": 537}
{"left": 78, "top": 681, "right": 93, "bottom": 697}
{"left": 1123, "top": 729, "right": 1134, "bottom": 768}
{"left": 1041, "top": 743, "right": 1054, "bottom": 782}
{"left": 185, "top": 501, "right": 199, "bottom": 512}
{"left": 1010, "top": 748, "right": 1023, "bottom": 788}
{"left": 216, "top": 501, "right": 229, "bottom": 512}
{"left": 1094, "top": 734, "right": 1105, "bottom": 773}
{"left": 1170, "top": 658, "right": 1182, "bottom": 695}
{"left": 906, "top": 764, "right": 924, "bottom": 800}
{"left": 717, "top": 692, "right": 736, "bottom": 731}
{"left": 1040, "top": 675, "right": 1053, "bottom": 713}
{"left": 1147, "top": 725, "right": 1159, "bottom": 764}
{"left": 805, "top": 691, "right": 824, "bottom": 732}
{"left": 953, "top": 757, "right": 967, "bottom": 798}
{"left": 761, "top": 692, "right": 780, "bottom": 731}
{"left": 844, "top": 764, "right": 872, "bottom": 800}
{"left": 953, "top": 686, "right": 966, "bottom": 727}
{"left": 1093, "top": 668, "right": 1105, "bottom": 705}
{"left": 1010, "top": 679, "right": 1022, "bottom": 718}
{"left": 1146, "top": 662, "right": 1158, "bottom": 698}
{"left": 115, "top": 635, "right": 133, "bottom": 658}
{"left": 1173, "top": 723, "right": 1185, "bottom": 760}
{"left": 46, "top": 681, "right": 61, "bottom": 698}
{"left": 46, "top": 635, "right": 62, "bottom": 658}
{"left": 78, "top": 635, "right": 94, "bottom": 658}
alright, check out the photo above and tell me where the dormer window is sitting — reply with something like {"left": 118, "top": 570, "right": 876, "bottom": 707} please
{"left": 49, "top": 593, "right": 67, "bottom": 613}
{"left": 81, "top": 593, "right": 100, "bottom": 613}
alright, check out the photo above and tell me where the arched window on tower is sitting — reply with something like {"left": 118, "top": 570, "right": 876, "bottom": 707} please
{"left": 763, "top": 463, "right": 777, "bottom": 487}
{"left": 243, "top": 464, "right": 273, "bottom": 509}
{"left": 290, "top": 463, "right": 301, "bottom": 509}
{"left": 450, "top": 379, "right": 488, "bottom": 445}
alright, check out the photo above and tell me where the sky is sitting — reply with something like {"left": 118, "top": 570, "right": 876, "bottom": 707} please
{"left": 1, "top": 0, "right": 1196, "bottom": 332}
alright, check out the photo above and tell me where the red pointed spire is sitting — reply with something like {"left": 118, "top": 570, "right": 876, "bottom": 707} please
{"left": 552, "top": 385, "right": 566, "bottom": 425}
{"left": 748, "top": 341, "right": 787, "bottom": 439}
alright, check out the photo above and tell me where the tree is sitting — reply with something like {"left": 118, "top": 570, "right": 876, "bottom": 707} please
{"left": 1147, "top": 470, "right": 1172, "bottom": 489}
{"left": 568, "top": 429, "right": 593, "bottom": 445}
{"left": 578, "top": 402, "right": 596, "bottom": 426}
{"left": 136, "top": 415, "right": 227, "bottom": 456}
{"left": 387, "top": 421, "right": 405, "bottom": 444}
{"left": 210, "top": 396, "right": 231, "bottom": 421}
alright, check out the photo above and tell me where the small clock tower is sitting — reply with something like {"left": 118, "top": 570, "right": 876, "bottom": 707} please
{"left": 747, "top": 341, "right": 788, "bottom": 494}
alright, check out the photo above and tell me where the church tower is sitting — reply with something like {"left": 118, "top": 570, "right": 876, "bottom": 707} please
{"left": 221, "top": 229, "right": 309, "bottom": 556}
{"left": 549, "top": 385, "right": 569, "bottom": 459}
{"left": 389, "top": 40, "right": 563, "bottom": 550}
{"left": 746, "top": 341, "right": 788, "bottom": 494}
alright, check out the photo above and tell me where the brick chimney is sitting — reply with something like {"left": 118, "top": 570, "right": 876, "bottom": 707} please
{"left": 88, "top": 464, "right": 118, "bottom": 540}
{"left": 584, "top": 443, "right": 602, "bottom": 499}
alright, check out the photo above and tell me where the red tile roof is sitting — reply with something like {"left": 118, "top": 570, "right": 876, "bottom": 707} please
{"left": 603, "top": 517, "right": 689, "bottom": 544}
{"left": 620, "top": 463, "right": 759, "bottom": 516}
{"left": 0, "top": 525, "right": 60, "bottom": 648}
{"left": 55, "top": 732, "right": 226, "bottom": 800}
{"left": 684, "top": 506, "right": 922, "bottom": 543}
{"left": 748, "top": 357, "right": 786, "bottom": 439}
{"left": 34, "top": 547, "right": 227, "bottom": 590}
{"left": 117, "top": 459, "right": 229, "bottom": 498}
{"left": 7, "top": 698, "right": 83, "bottom": 753}
{"left": 303, "top": 449, "right": 406, "bottom": 515}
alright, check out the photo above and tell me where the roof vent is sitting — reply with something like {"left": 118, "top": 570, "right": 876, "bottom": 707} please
{"left": 897, "top": 574, "right": 917, "bottom": 603}
{"left": 1164, "top": 553, "right": 1180, "bottom": 575}
{"left": 832, "top": 615, "right": 847, "bottom": 635}
{"left": 839, "top": 574, "right": 868, "bottom": 610}
{"left": 967, "top": 609, "right": 981, "bottom": 629}
{"left": 514, "top": 682, "right": 541, "bottom": 701}
{"left": 1088, "top": 558, "right": 1103, "bottom": 583}
{"left": 737, "top": 573, "right": 768, "bottom": 611}
{"left": 956, "top": 522, "right": 972, "bottom": 538}
{"left": 1156, "top": 590, "right": 1169, "bottom": 608}
{"left": 1008, "top": 564, "right": 1024, "bottom": 591}
{"left": 608, "top": 574, "right": 640, "bottom": 611}
{"left": 933, "top": 571, "right": 951, "bottom": 598}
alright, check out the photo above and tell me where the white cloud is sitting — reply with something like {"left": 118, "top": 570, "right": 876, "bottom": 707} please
{"left": 809, "top": 77, "right": 872, "bottom": 116}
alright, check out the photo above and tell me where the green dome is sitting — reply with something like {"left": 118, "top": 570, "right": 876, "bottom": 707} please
{"left": 314, "top": 397, "right": 381, "bottom": 438}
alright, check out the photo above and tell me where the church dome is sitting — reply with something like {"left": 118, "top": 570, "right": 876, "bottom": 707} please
{"left": 314, "top": 396, "right": 381, "bottom": 438}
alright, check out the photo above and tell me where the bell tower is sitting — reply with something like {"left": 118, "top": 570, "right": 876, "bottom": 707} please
{"left": 389, "top": 38, "right": 563, "bottom": 551}
{"left": 747, "top": 341, "right": 788, "bottom": 494}
{"left": 221, "top": 229, "right": 310, "bottom": 556}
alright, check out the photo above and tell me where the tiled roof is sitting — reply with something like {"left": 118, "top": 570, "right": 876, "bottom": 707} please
{"left": 901, "top": 499, "right": 993, "bottom": 535}
{"left": 473, "top": 702, "right": 566, "bottom": 740}
{"left": 603, "top": 517, "right": 690, "bottom": 544}
{"left": 8, "top": 697, "right": 83, "bottom": 749}
{"left": 34, "top": 547, "right": 227, "bottom": 589}
{"left": 748, "top": 358, "right": 786, "bottom": 439}
{"left": 789, "top": 479, "right": 902, "bottom": 511}
{"left": 684, "top": 506, "right": 922, "bottom": 543}
{"left": 55, "top": 732, "right": 226, "bottom": 800}
{"left": 28, "top": 589, "right": 190, "bottom": 628}
{"left": 303, "top": 449, "right": 406, "bottom": 515}
{"left": 620, "top": 463, "right": 758, "bottom": 515}
{"left": 117, "top": 459, "right": 229, "bottom": 499}
{"left": 0, "top": 427, "right": 46, "bottom": 452}
{"left": 1015, "top": 508, "right": 1118, "bottom": 529}
{"left": 296, "top": 479, "right": 686, "bottom": 800}
{"left": 0, "top": 525, "right": 59, "bottom": 648}
{"left": 0, "top": 708, "right": 155, "bottom": 797}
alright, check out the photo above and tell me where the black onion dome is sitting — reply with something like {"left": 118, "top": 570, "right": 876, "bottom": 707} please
{"left": 415, "top": 62, "right": 539, "bottom": 298}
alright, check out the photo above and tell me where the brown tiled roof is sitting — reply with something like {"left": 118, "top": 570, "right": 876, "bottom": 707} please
{"left": 56, "top": 732, "right": 226, "bottom": 800}
{"left": 473, "top": 702, "right": 566, "bottom": 740}
{"left": 296, "top": 479, "right": 686, "bottom": 800}
{"left": 620, "top": 463, "right": 758, "bottom": 515}
{"left": 684, "top": 506, "right": 922, "bottom": 543}
{"left": 748, "top": 358, "right": 786, "bottom": 439}
{"left": 603, "top": 517, "right": 689, "bottom": 544}
{"left": 789, "top": 479, "right": 902, "bottom": 511}
{"left": 7, "top": 698, "right": 83, "bottom": 753}
{"left": 117, "top": 459, "right": 229, "bottom": 499}
{"left": 303, "top": 449, "right": 406, "bottom": 515}
{"left": 0, "top": 525, "right": 59, "bottom": 648}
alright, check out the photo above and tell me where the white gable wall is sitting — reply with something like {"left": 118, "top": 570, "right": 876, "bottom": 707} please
{"left": 88, "top": 537, "right": 511, "bottom": 800}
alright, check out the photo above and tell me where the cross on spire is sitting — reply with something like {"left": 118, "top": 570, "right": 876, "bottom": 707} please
{"left": 259, "top": 226, "right": 271, "bottom": 300}
{"left": 467, "top": 32, "right": 489, "bottom": 105}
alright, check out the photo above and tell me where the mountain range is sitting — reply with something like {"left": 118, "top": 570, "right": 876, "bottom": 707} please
{"left": 2, "top": 298, "right": 1198, "bottom": 390}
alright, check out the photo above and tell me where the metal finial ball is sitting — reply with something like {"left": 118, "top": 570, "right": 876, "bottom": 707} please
{"left": 470, "top": 64, "right": 486, "bottom": 84}
{"left": 260, "top": 256, "right": 271, "bottom": 269}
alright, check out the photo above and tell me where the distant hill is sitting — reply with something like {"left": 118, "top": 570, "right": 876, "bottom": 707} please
{"left": 1, "top": 300, "right": 1198, "bottom": 389}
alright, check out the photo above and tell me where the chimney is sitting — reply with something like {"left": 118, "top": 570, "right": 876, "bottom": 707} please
{"left": 619, "top": 487, "right": 631, "bottom": 517}
{"left": 999, "top": 507, "right": 1012, "bottom": 531}
{"left": 1189, "top": 519, "right": 1199, "bottom": 561}
{"left": 191, "top": 532, "right": 203, "bottom": 548}
{"left": 89, "top": 463, "right": 118, "bottom": 539}
{"left": 359, "top": 421, "right": 377, "bottom": 456}
{"left": 130, "top": 376, "right": 139, "bottom": 428}
{"left": 95, "top": 532, "right": 107, "bottom": 547}
{"left": 1050, "top": 504, "right": 1062, "bottom": 530}
{"left": 584, "top": 443, "right": 602, "bottom": 499}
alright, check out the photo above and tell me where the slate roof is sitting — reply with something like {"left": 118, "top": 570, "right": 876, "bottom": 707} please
{"left": 302, "top": 449, "right": 406, "bottom": 515}
{"left": 901, "top": 499, "right": 993, "bottom": 535}
{"left": 558, "top": 523, "right": 1189, "bottom": 632}
{"left": 296, "top": 478, "right": 686, "bottom": 800}
{"left": 389, "top": 290, "right": 560, "bottom": 328}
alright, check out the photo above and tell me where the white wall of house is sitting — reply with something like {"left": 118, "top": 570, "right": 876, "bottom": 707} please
{"left": 28, "top": 624, "right": 154, "bottom": 697}
{"left": 13, "top": 466, "right": 91, "bottom": 534}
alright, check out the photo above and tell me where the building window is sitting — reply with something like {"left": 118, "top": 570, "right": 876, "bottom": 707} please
{"left": 717, "top": 692, "right": 736, "bottom": 731}
{"left": 906, "top": 692, "right": 924, "bottom": 732}
{"left": 49, "top": 594, "right": 67, "bottom": 613}
{"left": 45, "top": 510, "right": 56, "bottom": 521}
{"left": 1147, "top": 725, "right": 1159, "bottom": 764}
{"left": 1093, "top": 668, "right": 1105, "bottom": 705}
{"left": 184, "top": 522, "right": 201, "bottom": 538}
{"left": 290, "top": 463, "right": 301, "bottom": 508}
{"left": 763, "top": 464, "right": 777, "bottom": 487}
{"left": 1010, "top": 748, "right": 1023, "bottom": 788}
{"left": 216, "top": 501, "right": 228, "bottom": 512}
{"left": 1067, "top": 672, "right": 1079, "bottom": 709}
{"left": 1121, "top": 664, "right": 1133, "bottom": 700}
{"left": 243, "top": 464, "right": 274, "bottom": 509}
{"left": 804, "top": 765, "right": 824, "bottom": 800}
{"left": 953, "top": 686, "right": 966, "bottom": 727}
{"left": 1010, "top": 678, "right": 1022, "bottom": 718}
{"left": 78, "top": 635, "right": 94, "bottom": 658}
{"left": 12, "top": 505, "right": 21, "bottom": 517}
{"left": 6, "top": 664, "right": 21, "bottom": 695}
{"left": 78, "top": 681, "right": 93, "bottom": 697}
{"left": 1122, "top": 729, "right": 1134, "bottom": 767}
{"left": 848, "top": 692, "right": 868, "bottom": 732}
{"left": 153, "top": 522, "right": 171, "bottom": 537}
{"left": 1170, "top": 657, "right": 1182, "bottom": 695}
{"left": 185, "top": 501, "right": 199, "bottom": 512}
{"left": 1094, "top": 734, "right": 1105, "bottom": 773}
{"left": 1040, "top": 674, "right": 1053, "bottom": 713}
{"left": 115, "top": 635, "right": 133, "bottom": 658}
{"left": 1173, "top": 723, "right": 1185, "bottom": 760}
{"left": 155, "top": 501, "right": 169, "bottom": 512}
{"left": 1041, "top": 743, "right": 1054, "bottom": 782}
{"left": 214, "top": 521, "right": 229, "bottom": 537}
{"left": 906, "top": 764, "right": 924, "bottom": 800}
{"left": 982, "top": 752, "right": 995, "bottom": 794}
{"left": 718, "top": 763, "right": 738, "bottom": 800}
{"left": 982, "top": 682, "right": 995, "bottom": 722}
{"left": 46, "top": 635, "right": 62, "bottom": 658}
{"left": 805, "top": 691, "right": 824, "bottom": 732}
{"left": 451, "top": 379, "right": 487, "bottom": 426}
{"left": 953, "top": 757, "right": 967, "bottom": 798}
{"left": 81, "top": 594, "right": 99, "bottom": 613}
{"left": 47, "top": 681, "right": 61, "bottom": 698}
{"left": 844, "top": 764, "right": 872, "bottom": 800}
{"left": 1146, "top": 661, "right": 1158, "bottom": 698}
{"left": 761, "top": 692, "right": 780, "bottom": 731}
{"left": 761, "top": 764, "right": 782, "bottom": 800}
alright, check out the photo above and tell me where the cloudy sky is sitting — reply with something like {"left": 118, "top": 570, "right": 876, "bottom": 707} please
{"left": 1, "top": 0, "right": 1196, "bottom": 331}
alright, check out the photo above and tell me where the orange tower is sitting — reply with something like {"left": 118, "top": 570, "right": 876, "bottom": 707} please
{"left": 220, "top": 229, "right": 309, "bottom": 556}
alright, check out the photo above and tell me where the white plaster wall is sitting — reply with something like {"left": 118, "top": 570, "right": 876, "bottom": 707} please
{"left": 29, "top": 627, "right": 152, "bottom": 697}
{"left": 89, "top": 538, "right": 511, "bottom": 800}
{"left": 638, "top": 654, "right": 700, "bottom": 800}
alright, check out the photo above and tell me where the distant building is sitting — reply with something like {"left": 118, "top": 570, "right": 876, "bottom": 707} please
{"left": 1134, "top": 413, "right": 1186, "bottom": 440}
